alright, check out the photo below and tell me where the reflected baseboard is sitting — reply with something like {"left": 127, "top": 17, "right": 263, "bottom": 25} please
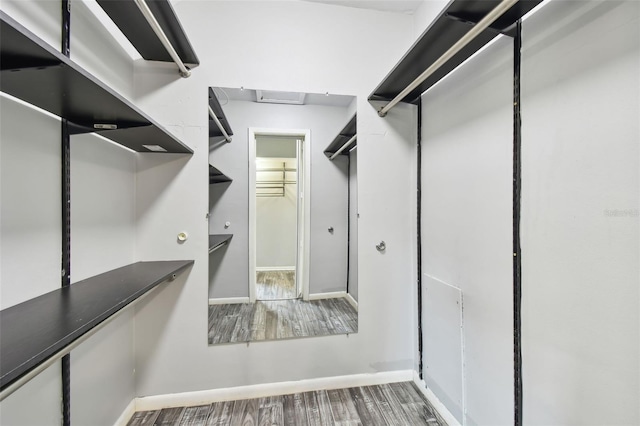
{"left": 255, "top": 266, "right": 295, "bottom": 272}
{"left": 308, "top": 291, "right": 358, "bottom": 311}
{"left": 346, "top": 293, "right": 358, "bottom": 311}
{"left": 208, "top": 297, "right": 250, "bottom": 305}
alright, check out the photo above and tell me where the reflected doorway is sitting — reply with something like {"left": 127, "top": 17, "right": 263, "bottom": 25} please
{"left": 249, "top": 129, "right": 310, "bottom": 303}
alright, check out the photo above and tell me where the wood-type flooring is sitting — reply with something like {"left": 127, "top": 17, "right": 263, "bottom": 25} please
{"left": 127, "top": 381, "right": 447, "bottom": 426}
{"left": 208, "top": 296, "right": 357, "bottom": 344}
{"left": 256, "top": 270, "right": 297, "bottom": 300}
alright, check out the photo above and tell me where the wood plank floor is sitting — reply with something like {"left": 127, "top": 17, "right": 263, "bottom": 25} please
{"left": 256, "top": 270, "right": 297, "bottom": 300}
{"left": 208, "top": 297, "right": 357, "bottom": 344}
{"left": 127, "top": 381, "right": 447, "bottom": 426}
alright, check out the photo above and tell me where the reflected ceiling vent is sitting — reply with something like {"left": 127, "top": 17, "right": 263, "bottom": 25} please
{"left": 256, "top": 90, "right": 306, "bottom": 105}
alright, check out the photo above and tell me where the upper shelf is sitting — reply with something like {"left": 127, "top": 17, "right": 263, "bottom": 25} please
{"left": 0, "top": 11, "right": 192, "bottom": 154}
{"left": 0, "top": 260, "right": 193, "bottom": 394}
{"left": 324, "top": 114, "right": 357, "bottom": 158}
{"left": 209, "top": 165, "right": 232, "bottom": 184}
{"left": 96, "top": 0, "right": 199, "bottom": 67}
{"left": 369, "top": 0, "right": 543, "bottom": 105}
{"left": 209, "top": 88, "right": 233, "bottom": 140}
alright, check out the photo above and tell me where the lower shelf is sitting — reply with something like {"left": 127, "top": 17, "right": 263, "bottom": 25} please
{"left": 0, "top": 260, "right": 194, "bottom": 396}
{"left": 209, "top": 234, "right": 233, "bottom": 254}
{"left": 209, "top": 165, "right": 232, "bottom": 184}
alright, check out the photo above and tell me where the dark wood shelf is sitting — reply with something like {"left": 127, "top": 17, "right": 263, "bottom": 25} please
{"left": 0, "top": 11, "right": 192, "bottom": 154}
{"left": 210, "top": 165, "right": 232, "bottom": 184}
{"left": 97, "top": 0, "right": 199, "bottom": 66}
{"left": 209, "top": 234, "right": 233, "bottom": 254}
{"left": 369, "top": 0, "right": 542, "bottom": 105}
{"left": 0, "top": 260, "right": 194, "bottom": 393}
{"left": 324, "top": 114, "right": 357, "bottom": 158}
{"left": 209, "top": 88, "right": 233, "bottom": 140}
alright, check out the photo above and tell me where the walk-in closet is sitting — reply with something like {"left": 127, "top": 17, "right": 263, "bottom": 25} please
{"left": 1, "top": 0, "right": 637, "bottom": 425}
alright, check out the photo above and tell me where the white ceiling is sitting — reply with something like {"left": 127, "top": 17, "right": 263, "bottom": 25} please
{"left": 300, "top": 0, "right": 424, "bottom": 14}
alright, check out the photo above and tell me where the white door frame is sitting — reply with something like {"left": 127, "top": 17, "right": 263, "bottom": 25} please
{"left": 248, "top": 127, "right": 311, "bottom": 303}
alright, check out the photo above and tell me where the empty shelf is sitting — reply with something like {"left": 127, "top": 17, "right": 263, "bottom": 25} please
{"left": 0, "top": 260, "right": 194, "bottom": 394}
{"left": 209, "top": 88, "right": 234, "bottom": 140}
{"left": 209, "top": 234, "right": 233, "bottom": 253}
{"left": 0, "top": 11, "right": 192, "bottom": 154}
{"left": 210, "top": 165, "right": 232, "bottom": 184}
{"left": 324, "top": 114, "right": 357, "bottom": 158}
{"left": 369, "top": 0, "right": 542, "bottom": 105}
{"left": 97, "top": 0, "right": 199, "bottom": 66}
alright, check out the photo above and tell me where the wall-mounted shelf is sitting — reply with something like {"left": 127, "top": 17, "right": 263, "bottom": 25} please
{"left": 324, "top": 114, "right": 357, "bottom": 159}
{"left": 0, "top": 11, "right": 192, "bottom": 154}
{"left": 256, "top": 162, "right": 296, "bottom": 197}
{"left": 96, "top": 0, "right": 199, "bottom": 67}
{"left": 209, "top": 165, "right": 232, "bottom": 184}
{"left": 369, "top": 0, "right": 542, "bottom": 105}
{"left": 0, "top": 260, "right": 193, "bottom": 397}
{"left": 209, "top": 234, "right": 233, "bottom": 254}
{"left": 208, "top": 88, "right": 233, "bottom": 140}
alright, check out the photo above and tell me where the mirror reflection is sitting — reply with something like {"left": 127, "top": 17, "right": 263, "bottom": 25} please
{"left": 208, "top": 87, "right": 358, "bottom": 344}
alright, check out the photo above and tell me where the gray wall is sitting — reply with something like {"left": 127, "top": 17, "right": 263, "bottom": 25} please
{"left": 0, "top": 2, "right": 139, "bottom": 424}
{"left": 133, "top": 0, "right": 419, "bottom": 398}
{"left": 421, "top": 36, "right": 514, "bottom": 425}
{"left": 209, "top": 100, "right": 353, "bottom": 298}
{"left": 420, "top": 1, "right": 640, "bottom": 424}
{"left": 521, "top": 1, "right": 639, "bottom": 424}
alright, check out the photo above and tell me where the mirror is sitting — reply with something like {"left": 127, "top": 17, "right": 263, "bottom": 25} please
{"left": 208, "top": 87, "right": 358, "bottom": 344}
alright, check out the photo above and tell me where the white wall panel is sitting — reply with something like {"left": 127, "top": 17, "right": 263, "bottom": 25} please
{"left": 421, "top": 36, "right": 513, "bottom": 425}
{"left": 0, "top": 95, "right": 62, "bottom": 426}
{"left": 422, "top": 274, "right": 463, "bottom": 423}
{"left": 0, "top": 1, "right": 138, "bottom": 421}
{"left": 69, "top": 132, "right": 137, "bottom": 426}
{"left": 0, "top": 363, "right": 61, "bottom": 425}
{"left": 521, "top": 1, "right": 640, "bottom": 424}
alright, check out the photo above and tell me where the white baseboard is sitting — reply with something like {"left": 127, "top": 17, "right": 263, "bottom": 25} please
{"left": 345, "top": 293, "right": 358, "bottom": 310}
{"left": 134, "top": 370, "right": 414, "bottom": 412}
{"left": 412, "top": 371, "right": 461, "bottom": 426}
{"left": 308, "top": 291, "right": 348, "bottom": 301}
{"left": 255, "top": 266, "right": 295, "bottom": 272}
{"left": 113, "top": 399, "right": 136, "bottom": 426}
{"left": 208, "top": 297, "right": 250, "bottom": 305}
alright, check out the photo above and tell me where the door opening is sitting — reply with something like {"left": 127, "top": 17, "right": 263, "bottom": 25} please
{"left": 249, "top": 129, "right": 310, "bottom": 303}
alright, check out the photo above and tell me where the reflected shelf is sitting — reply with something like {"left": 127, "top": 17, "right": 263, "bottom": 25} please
{"left": 209, "top": 165, "right": 232, "bottom": 184}
{"left": 324, "top": 114, "right": 357, "bottom": 159}
{"left": 209, "top": 234, "right": 233, "bottom": 254}
{"left": 209, "top": 88, "right": 233, "bottom": 141}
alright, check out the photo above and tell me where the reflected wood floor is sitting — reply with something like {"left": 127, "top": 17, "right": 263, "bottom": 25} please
{"left": 127, "top": 381, "right": 447, "bottom": 426}
{"left": 208, "top": 297, "right": 357, "bottom": 344}
{"left": 256, "top": 270, "right": 296, "bottom": 300}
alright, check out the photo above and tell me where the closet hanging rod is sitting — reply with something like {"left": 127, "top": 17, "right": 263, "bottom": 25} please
{"left": 208, "top": 106, "right": 232, "bottom": 143}
{"left": 377, "top": 0, "right": 518, "bottom": 117}
{"left": 133, "top": 0, "right": 191, "bottom": 78}
{"left": 329, "top": 135, "right": 357, "bottom": 160}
